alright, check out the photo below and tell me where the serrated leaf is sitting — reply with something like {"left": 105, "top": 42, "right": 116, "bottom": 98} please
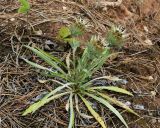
{"left": 89, "top": 86, "right": 133, "bottom": 96}
{"left": 59, "top": 27, "right": 71, "bottom": 39}
{"left": 68, "top": 93, "right": 74, "bottom": 128}
{"left": 79, "top": 94, "right": 106, "bottom": 128}
{"left": 85, "top": 92, "right": 128, "bottom": 128}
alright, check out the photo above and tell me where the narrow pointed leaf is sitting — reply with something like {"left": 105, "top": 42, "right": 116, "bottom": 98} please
{"left": 42, "top": 71, "right": 67, "bottom": 80}
{"left": 75, "top": 95, "right": 93, "bottom": 119}
{"left": 68, "top": 94, "right": 74, "bottom": 128}
{"left": 22, "top": 58, "right": 66, "bottom": 79}
{"left": 79, "top": 95, "right": 107, "bottom": 128}
{"left": 97, "top": 92, "right": 139, "bottom": 116}
{"left": 22, "top": 58, "right": 49, "bottom": 70}
{"left": 22, "top": 92, "right": 69, "bottom": 116}
{"left": 23, "top": 84, "right": 69, "bottom": 115}
{"left": 85, "top": 92, "right": 128, "bottom": 128}
{"left": 89, "top": 86, "right": 133, "bottom": 96}
{"left": 37, "top": 48, "right": 67, "bottom": 68}
{"left": 24, "top": 45, "right": 65, "bottom": 74}
{"left": 45, "top": 84, "right": 69, "bottom": 98}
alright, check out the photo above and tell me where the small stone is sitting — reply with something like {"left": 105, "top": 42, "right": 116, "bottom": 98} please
{"left": 150, "top": 91, "right": 156, "bottom": 96}
{"left": 148, "top": 76, "right": 154, "bottom": 80}
{"left": 133, "top": 104, "right": 145, "bottom": 110}
{"left": 143, "top": 26, "right": 148, "bottom": 32}
{"left": 62, "top": 6, "right": 67, "bottom": 10}
{"left": 148, "top": 111, "right": 153, "bottom": 116}
{"left": 34, "top": 30, "right": 43, "bottom": 35}
{"left": 151, "top": 119, "right": 157, "bottom": 123}
{"left": 10, "top": 18, "right": 15, "bottom": 21}
{"left": 144, "top": 39, "right": 153, "bottom": 46}
{"left": 120, "top": 79, "right": 128, "bottom": 84}
{"left": 125, "top": 101, "right": 131, "bottom": 106}
{"left": 102, "top": 7, "right": 108, "bottom": 11}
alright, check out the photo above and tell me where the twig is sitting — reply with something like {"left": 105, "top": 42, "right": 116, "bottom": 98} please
{"left": 96, "top": 0, "right": 123, "bottom": 7}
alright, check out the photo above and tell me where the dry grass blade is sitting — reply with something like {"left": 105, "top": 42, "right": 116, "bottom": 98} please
{"left": 75, "top": 94, "right": 93, "bottom": 119}
{"left": 85, "top": 92, "right": 128, "bottom": 128}
{"left": 68, "top": 93, "right": 74, "bottom": 128}
{"left": 79, "top": 94, "right": 107, "bottom": 128}
{"left": 97, "top": 92, "right": 139, "bottom": 116}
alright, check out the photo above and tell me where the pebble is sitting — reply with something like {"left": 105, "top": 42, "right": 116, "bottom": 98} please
{"left": 125, "top": 101, "right": 131, "bottom": 106}
{"left": 10, "top": 18, "right": 15, "bottom": 21}
{"left": 151, "top": 119, "right": 157, "bottom": 123}
{"left": 133, "top": 104, "right": 145, "bottom": 110}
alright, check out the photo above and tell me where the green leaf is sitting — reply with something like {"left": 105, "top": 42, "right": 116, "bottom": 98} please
{"left": 18, "top": 0, "right": 30, "bottom": 13}
{"left": 22, "top": 58, "right": 66, "bottom": 79}
{"left": 22, "top": 58, "right": 49, "bottom": 70}
{"left": 23, "top": 84, "right": 70, "bottom": 115}
{"left": 68, "top": 93, "right": 74, "bottom": 128}
{"left": 40, "top": 70, "right": 67, "bottom": 80}
{"left": 107, "top": 30, "right": 117, "bottom": 47}
{"left": 37, "top": 48, "right": 67, "bottom": 68}
{"left": 59, "top": 27, "right": 71, "bottom": 39}
{"left": 89, "top": 86, "right": 133, "bottom": 96}
{"left": 22, "top": 91, "right": 69, "bottom": 116}
{"left": 64, "top": 38, "right": 80, "bottom": 50}
{"left": 24, "top": 45, "right": 66, "bottom": 75}
{"left": 44, "top": 83, "right": 70, "bottom": 98}
{"left": 69, "top": 24, "right": 84, "bottom": 36}
{"left": 75, "top": 95, "right": 93, "bottom": 119}
{"left": 97, "top": 92, "right": 139, "bottom": 116}
{"left": 85, "top": 92, "right": 128, "bottom": 128}
{"left": 79, "top": 94, "right": 107, "bottom": 128}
